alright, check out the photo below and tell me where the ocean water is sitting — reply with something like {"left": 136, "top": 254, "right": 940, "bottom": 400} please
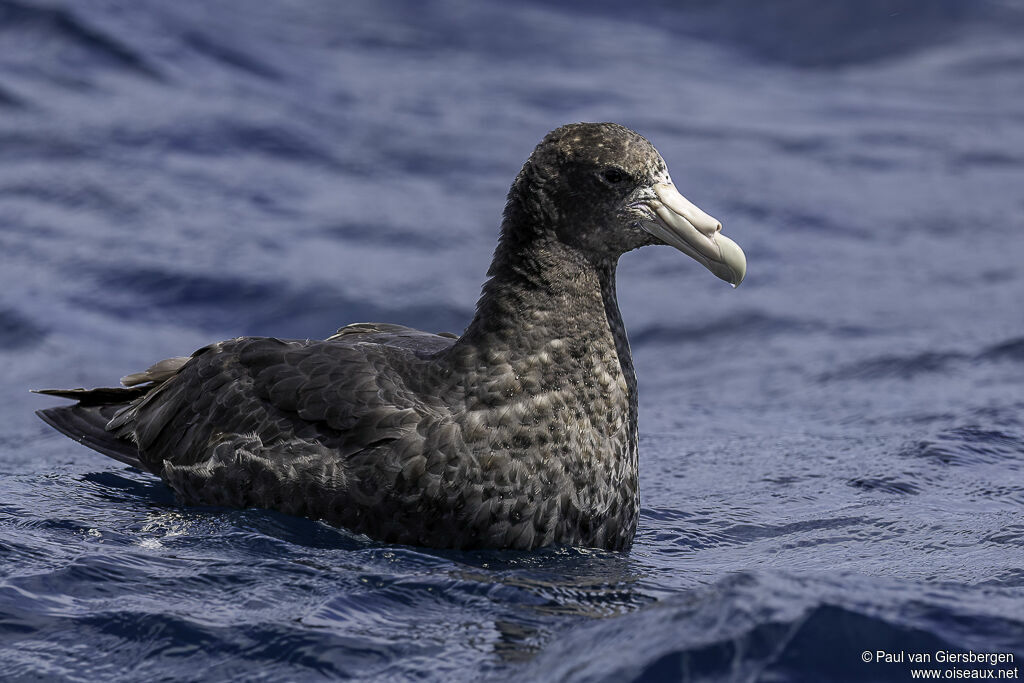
{"left": 2, "top": 0, "right": 1023, "bottom": 680}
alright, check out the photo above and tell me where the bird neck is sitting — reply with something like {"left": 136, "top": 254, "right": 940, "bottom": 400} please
{"left": 457, "top": 226, "right": 637, "bottom": 404}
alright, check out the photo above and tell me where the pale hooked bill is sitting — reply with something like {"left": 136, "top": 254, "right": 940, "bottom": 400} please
{"left": 638, "top": 180, "right": 746, "bottom": 287}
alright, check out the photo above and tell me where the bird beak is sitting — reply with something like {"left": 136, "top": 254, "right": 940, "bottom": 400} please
{"left": 633, "top": 181, "right": 746, "bottom": 287}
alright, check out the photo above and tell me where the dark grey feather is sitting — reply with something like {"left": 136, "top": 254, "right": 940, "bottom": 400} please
{"left": 35, "top": 403, "right": 147, "bottom": 470}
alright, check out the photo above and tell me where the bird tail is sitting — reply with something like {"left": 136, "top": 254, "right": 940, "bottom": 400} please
{"left": 34, "top": 386, "right": 151, "bottom": 470}
{"left": 35, "top": 355, "right": 191, "bottom": 471}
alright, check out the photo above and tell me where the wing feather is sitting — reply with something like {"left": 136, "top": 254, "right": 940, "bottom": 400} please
{"left": 118, "top": 333, "right": 456, "bottom": 473}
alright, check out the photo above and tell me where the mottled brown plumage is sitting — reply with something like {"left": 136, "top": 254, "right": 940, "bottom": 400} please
{"left": 36, "top": 122, "right": 745, "bottom": 550}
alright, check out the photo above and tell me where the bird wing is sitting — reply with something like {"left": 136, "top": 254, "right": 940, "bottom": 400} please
{"left": 110, "top": 332, "right": 457, "bottom": 474}
{"left": 41, "top": 328, "right": 472, "bottom": 543}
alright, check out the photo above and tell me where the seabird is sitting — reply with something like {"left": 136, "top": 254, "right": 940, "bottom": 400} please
{"left": 36, "top": 122, "right": 745, "bottom": 551}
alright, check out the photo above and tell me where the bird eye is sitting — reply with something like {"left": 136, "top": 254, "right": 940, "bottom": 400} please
{"left": 602, "top": 167, "right": 627, "bottom": 184}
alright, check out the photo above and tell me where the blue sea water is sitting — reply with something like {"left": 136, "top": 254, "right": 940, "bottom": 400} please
{"left": 1, "top": 0, "right": 1023, "bottom": 680}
